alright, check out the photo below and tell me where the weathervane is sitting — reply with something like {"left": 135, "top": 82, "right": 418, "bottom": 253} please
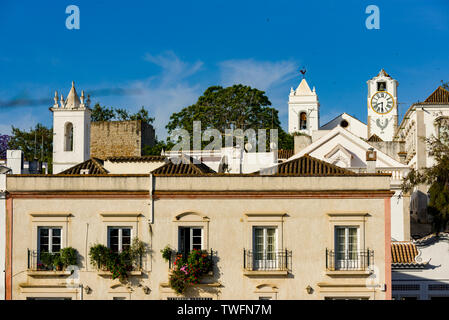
{"left": 299, "top": 67, "right": 306, "bottom": 79}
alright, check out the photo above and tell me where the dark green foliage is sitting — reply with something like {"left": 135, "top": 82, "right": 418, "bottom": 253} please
{"left": 92, "top": 104, "right": 154, "bottom": 124}
{"left": 402, "top": 126, "right": 449, "bottom": 232}
{"left": 8, "top": 124, "right": 52, "bottom": 172}
{"left": 166, "top": 84, "right": 292, "bottom": 150}
{"left": 88, "top": 238, "right": 145, "bottom": 281}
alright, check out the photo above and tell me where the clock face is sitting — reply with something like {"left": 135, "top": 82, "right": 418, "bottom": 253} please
{"left": 370, "top": 91, "right": 394, "bottom": 114}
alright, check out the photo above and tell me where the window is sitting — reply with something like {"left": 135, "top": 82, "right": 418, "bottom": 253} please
{"left": 108, "top": 227, "right": 131, "bottom": 253}
{"left": 64, "top": 122, "right": 73, "bottom": 151}
{"left": 377, "top": 82, "right": 386, "bottom": 91}
{"left": 253, "top": 227, "right": 277, "bottom": 270}
{"left": 299, "top": 112, "right": 307, "bottom": 130}
{"left": 38, "top": 227, "right": 61, "bottom": 254}
{"left": 335, "top": 226, "right": 359, "bottom": 269}
{"left": 179, "top": 227, "right": 203, "bottom": 257}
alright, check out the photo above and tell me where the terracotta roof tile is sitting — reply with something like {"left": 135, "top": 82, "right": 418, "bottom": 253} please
{"left": 58, "top": 158, "right": 109, "bottom": 175}
{"left": 258, "top": 154, "right": 356, "bottom": 176}
{"left": 278, "top": 149, "right": 294, "bottom": 159}
{"left": 424, "top": 86, "right": 449, "bottom": 104}
{"left": 105, "top": 155, "right": 166, "bottom": 163}
{"left": 151, "top": 154, "right": 216, "bottom": 176}
{"left": 368, "top": 134, "right": 383, "bottom": 142}
{"left": 391, "top": 242, "right": 428, "bottom": 269}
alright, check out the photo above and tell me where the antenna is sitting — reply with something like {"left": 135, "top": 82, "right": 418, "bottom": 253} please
{"left": 34, "top": 131, "right": 37, "bottom": 160}
{"left": 41, "top": 135, "right": 44, "bottom": 161}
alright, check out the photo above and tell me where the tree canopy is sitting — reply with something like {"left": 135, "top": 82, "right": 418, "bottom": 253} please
{"left": 402, "top": 126, "right": 449, "bottom": 232}
{"left": 8, "top": 124, "right": 53, "bottom": 172}
{"left": 91, "top": 104, "right": 154, "bottom": 124}
{"left": 166, "top": 84, "right": 293, "bottom": 150}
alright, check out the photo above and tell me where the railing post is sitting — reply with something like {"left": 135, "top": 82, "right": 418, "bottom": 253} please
{"left": 326, "top": 249, "right": 328, "bottom": 270}
{"left": 243, "top": 249, "right": 246, "bottom": 270}
{"left": 27, "top": 249, "right": 30, "bottom": 270}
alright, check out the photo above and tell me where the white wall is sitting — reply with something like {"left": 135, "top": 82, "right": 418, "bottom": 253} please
{"left": 393, "top": 238, "right": 449, "bottom": 299}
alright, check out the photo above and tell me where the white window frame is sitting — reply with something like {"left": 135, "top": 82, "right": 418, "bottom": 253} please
{"left": 334, "top": 226, "right": 360, "bottom": 270}
{"left": 38, "top": 226, "right": 62, "bottom": 254}
{"left": 178, "top": 227, "right": 203, "bottom": 254}
{"left": 107, "top": 227, "right": 132, "bottom": 253}
{"left": 252, "top": 226, "right": 278, "bottom": 270}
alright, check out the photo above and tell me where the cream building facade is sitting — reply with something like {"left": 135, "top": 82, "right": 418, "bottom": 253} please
{"left": 4, "top": 155, "right": 392, "bottom": 300}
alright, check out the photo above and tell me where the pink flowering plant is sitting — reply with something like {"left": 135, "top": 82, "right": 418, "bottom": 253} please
{"left": 167, "top": 249, "right": 213, "bottom": 295}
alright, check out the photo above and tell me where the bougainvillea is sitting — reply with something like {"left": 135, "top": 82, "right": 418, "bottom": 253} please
{"left": 167, "top": 249, "right": 213, "bottom": 295}
{"left": 0, "top": 134, "right": 10, "bottom": 159}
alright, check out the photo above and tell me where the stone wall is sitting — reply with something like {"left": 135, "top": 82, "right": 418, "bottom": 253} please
{"left": 90, "top": 120, "right": 155, "bottom": 159}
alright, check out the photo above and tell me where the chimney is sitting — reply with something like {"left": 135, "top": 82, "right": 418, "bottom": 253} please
{"left": 6, "top": 150, "right": 24, "bottom": 174}
{"left": 366, "top": 147, "right": 377, "bottom": 173}
{"left": 294, "top": 134, "right": 312, "bottom": 155}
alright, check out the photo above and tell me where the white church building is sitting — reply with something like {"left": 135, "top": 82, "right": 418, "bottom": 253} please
{"left": 286, "top": 69, "right": 449, "bottom": 241}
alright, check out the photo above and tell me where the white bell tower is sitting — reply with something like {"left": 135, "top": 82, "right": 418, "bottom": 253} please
{"left": 288, "top": 77, "right": 319, "bottom": 136}
{"left": 367, "top": 69, "right": 398, "bottom": 141}
{"left": 51, "top": 81, "right": 91, "bottom": 174}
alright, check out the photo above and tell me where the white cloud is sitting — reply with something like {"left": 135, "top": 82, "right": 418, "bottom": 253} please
{"left": 219, "top": 59, "right": 297, "bottom": 91}
{"left": 123, "top": 52, "right": 205, "bottom": 139}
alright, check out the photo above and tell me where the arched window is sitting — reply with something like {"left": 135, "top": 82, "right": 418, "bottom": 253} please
{"left": 299, "top": 112, "right": 307, "bottom": 130}
{"left": 64, "top": 122, "right": 73, "bottom": 151}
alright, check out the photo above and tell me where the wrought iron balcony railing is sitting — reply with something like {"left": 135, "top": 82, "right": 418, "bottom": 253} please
{"left": 243, "top": 249, "right": 292, "bottom": 271}
{"left": 326, "top": 249, "right": 373, "bottom": 271}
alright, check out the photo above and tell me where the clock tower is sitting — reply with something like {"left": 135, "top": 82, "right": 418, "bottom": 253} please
{"left": 367, "top": 69, "right": 398, "bottom": 141}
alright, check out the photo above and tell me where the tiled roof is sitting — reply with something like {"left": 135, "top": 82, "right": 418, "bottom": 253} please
{"left": 367, "top": 134, "right": 383, "bottom": 142}
{"left": 278, "top": 149, "right": 294, "bottom": 159}
{"left": 423, "top": 86, "right": 449, "bottom": 104}
{"left": 105, "top": 155, "right": 166, "bottom": 163}
{"left": 414, "top": 232, "right": 449, "bottom": 245}
{"left": 151, "top": 154, "right": 216, "bottom": 176}
{"left": 258, "top": 154, "right": 356, "bottom": 176}
{"left": 391, "top": 242, "right": 427, "bottom": 269}
{"left": 58, "top": 158, "right": 109, "bottom": 175}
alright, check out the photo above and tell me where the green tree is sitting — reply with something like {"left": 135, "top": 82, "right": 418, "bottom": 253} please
{"left": 166, "top": 84, "right": 293, "bottom": 150}
{"left": 91, "top": 103, "right": 115, "bottom": 122}
{"left": 8, "top": 124, "right": 53, "bottom": 172}
{"left": 442, "top": 81, "right": 449, "bottom": 91}
{"left": 92, "top": 104, "right": 154, "bottom": 124}
{"left": 401, "top": 126, "right": 449, "bottom": 232}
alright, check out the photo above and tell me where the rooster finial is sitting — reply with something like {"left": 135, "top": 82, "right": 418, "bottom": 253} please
{"left": 299, "top": 67, "right": 307, "bottom": 79}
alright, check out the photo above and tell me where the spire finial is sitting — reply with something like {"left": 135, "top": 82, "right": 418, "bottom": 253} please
{"left": 72, "top": 81, "right": 75, "bottom": 88}
{"left": 299, "top": 67, "right": 307, "bottom": 79}
{"left": 54, "top": 91, "right": 59, "bottom": 106}
{"left": 81, "top": 90, "right": 85, "bottom": 104}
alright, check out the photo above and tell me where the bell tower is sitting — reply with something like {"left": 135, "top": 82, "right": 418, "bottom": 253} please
{"left": 51, "top": 81, "right": 91, "bottom": 174}
{"left": 288, "top": 76, "right": 319, "bottom": 136}
{"left": 367, "top": 69, "right": 398, "bottom": 141}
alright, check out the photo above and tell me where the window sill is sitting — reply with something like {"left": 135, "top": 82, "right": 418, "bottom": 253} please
{"left": 243, "top": 270, "right": 289, "bottom": 277}
{"left": 325, "top": 270, "right": 372, "bottom": 277}
{"left": 97, "top": 270, "right": 143, "bottom": 277}
{"left": 27, "top": 270, "right": 72, "bottom": 277}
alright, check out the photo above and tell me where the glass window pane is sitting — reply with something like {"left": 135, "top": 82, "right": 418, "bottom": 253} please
{"left": 39, "top": 228, "right": 49, "bottom": 237}
{"left": 52, "top": 244, "right": 61, "bottom": 253}
{"left": 109, "top": 228, "right": 118, "bottom": 237}
{"left": 192, "top": 228, "right": 201, "bottom": 237}
{"left": 122, "top": 228, "right": 131, "bottom": 237}
{"left": 52, "top": 228, "right": 61, "bottom": 237}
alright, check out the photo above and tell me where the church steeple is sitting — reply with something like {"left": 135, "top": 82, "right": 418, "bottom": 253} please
{"left": 288, "top": 75, "right": 320, "bottom": 136}
{"left": 51, "top": 81, "right": 92, "bottom": 174}
{"left": 367, "top": 69, "right": 398, "bottom": 141}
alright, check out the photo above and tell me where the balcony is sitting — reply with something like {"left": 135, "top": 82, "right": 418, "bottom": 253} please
{"left": 168, "top": 249, "right": 215, "bottom": 276}
{"left": 243, "top": 249, "right": 291, "bottom": 276}
{"left": 325, "top": 249, "right": 373, "bottom": 276}
{"left": 27, "top": 249, "right": 73, "bottom": 277}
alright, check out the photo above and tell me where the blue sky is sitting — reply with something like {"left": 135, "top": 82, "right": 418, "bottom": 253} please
{"left": 0, "top": 0, "right": 448, "bottom": 139}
